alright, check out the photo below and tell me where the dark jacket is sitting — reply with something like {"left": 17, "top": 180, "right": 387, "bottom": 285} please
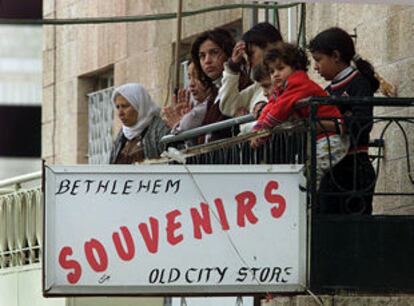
{"left": 326, "top": 68, "right": 374, "bottom": 148}
{"left": 110, "top": 116, "right": 170, "bottom": 164}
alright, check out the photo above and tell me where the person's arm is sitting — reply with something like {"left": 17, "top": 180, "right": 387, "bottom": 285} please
{"left": 219, "top": 67, "right": 268, "bottom": 117}
{"left": 174, "top": 101, "right": 207, "bottom": 133}
{"left": 109, "top": 130, "right": 125, "bottom": 164}
{"left": 259, "top": 90, "right": 298, "bottom": 129}
{"left": 217, "top": 62, "right": 247, "bottom": 116}
{"left": 218, "top": 41, "right": 262, "bottom": 117}
{"left": 345, "top": 78, "right": 374, "bottom": 141}
{"left": 143, "top": 116, "right": 172, "bottom": 159}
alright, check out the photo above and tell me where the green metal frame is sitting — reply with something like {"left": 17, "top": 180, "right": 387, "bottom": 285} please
{"left": 0, "top": 2, "right": 300, "bottom": 26}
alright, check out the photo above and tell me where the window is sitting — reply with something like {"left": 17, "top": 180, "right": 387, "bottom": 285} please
{"left": 83, "top": 70, "right": 114, "bottom": 164}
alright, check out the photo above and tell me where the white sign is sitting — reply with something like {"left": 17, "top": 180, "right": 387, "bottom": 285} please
{"left": 44, "top": 165, "right": 307, "bottom": 296}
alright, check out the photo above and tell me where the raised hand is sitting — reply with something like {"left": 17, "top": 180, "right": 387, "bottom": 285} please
{"left": 162, "top": 89, "right": 192, "bottom": 128}
{"left": 231, "top": 41, "right": 247, "bottom": 64}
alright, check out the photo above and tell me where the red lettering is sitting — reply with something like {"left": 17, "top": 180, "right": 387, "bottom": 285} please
{"left": 138, "top": 217, "right": 159, "bottom": 253}
{"left": 190, "top": 202, "right": 212, "bottom": 239}
{"left": 236, "top": 191, "right": 258, "bottom": 227}
{"left": 112, "top": 226, "right": 135, "bottom": 261}
{"left": 264, "top": 180, "right": 286, "bottom": 218}
{"left": 58, "top": 246, "right": 82, "bottom": 284}
{"left": 84, "top": 239, "right": 108, "bottom": 272}
{"left": 166, "top": 209, "right": 183, "bottom": 246}
{"left": 214, "top": 198, "right": 230, "bottom": 231}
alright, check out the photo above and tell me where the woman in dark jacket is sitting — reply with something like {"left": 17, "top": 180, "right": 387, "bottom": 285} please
{"left": 109, "top": 83, "right": 170, "bottom": 164}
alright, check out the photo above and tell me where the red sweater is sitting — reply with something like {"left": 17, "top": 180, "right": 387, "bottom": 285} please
{"left": 254, "top": 71, "right": 341, "bottom": 132}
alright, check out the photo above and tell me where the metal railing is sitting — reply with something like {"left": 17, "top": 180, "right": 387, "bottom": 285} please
{"left": 163, "top": 96, "right": 414, "bottom": 212}
{"left": 161, "top": 96, "right": 414, "bottom": 292}
{"left": 0, "top": 172, "right": 42, "bottom": 269}
{"left": 305, "top": 97, "right": 414, "bottom": 213}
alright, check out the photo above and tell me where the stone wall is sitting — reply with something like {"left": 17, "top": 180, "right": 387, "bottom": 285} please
{"left": 264, "top": 294, "right": 414, "bottom": 306}
{"left": 42, "top": 0, "right": 242, "bottom": 164}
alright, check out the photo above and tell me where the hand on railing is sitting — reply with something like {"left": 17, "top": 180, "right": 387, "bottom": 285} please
{"left": 252, "top": 101, "right": 266, "bottom": 119}
{"left": 250, "top": 134, "right": 267, "bottom": 149}
{"left": 234, "top": 106, "right": 249, "bottom": 117}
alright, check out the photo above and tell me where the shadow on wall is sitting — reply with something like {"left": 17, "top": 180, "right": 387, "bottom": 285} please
{"left": 0, "top": 0, "right": 42, "bottom": 19}
{"left": 0, "top": 105, "right": 41, "bottom": 158}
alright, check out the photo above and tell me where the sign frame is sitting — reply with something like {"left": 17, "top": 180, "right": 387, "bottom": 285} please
{"left": 43, "top": 164, "right": 307, "bottom": 297}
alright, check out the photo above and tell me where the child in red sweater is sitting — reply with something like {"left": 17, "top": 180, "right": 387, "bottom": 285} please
{"left": 251, "top": 43, "right": 349, "bottom": 187}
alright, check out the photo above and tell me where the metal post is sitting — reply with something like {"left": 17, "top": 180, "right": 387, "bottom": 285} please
{"left": 309, "top": 101, "right": 318, "bottom": 212}
{"left": 174, "top": 0, "right": 184, "bottom": 91}
{"left": 248, "top": 1, "right": 259, "bottom": 28}
{"left": 274, "top": 4, "right": 280, "bottom": 30}
{"left": 264, "top": 1, "right": 269, "bottom": 22}
{"left": 287, "top": 5, "right": 297, "bottom": 43}
{"left": 297, "top": 3, "right": 306, "bottom": 48}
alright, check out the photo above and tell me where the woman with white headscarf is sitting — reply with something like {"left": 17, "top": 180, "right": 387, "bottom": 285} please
{"left": 109, "top": 83, "right": 170, "bottom": 164}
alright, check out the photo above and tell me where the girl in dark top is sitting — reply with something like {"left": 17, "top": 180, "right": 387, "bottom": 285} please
{"left": 309, "top": 27, "right": 380, "bottom": 214}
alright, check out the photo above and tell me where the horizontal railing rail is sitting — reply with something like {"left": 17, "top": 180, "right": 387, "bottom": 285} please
{"left": 160, "top": 114, "right": 255, "bottom": 145}
{"left": 298, "top": 96, "right": 414, "bottom": 107}
{"left": 0, "top": 171, "right": 41, "bottom": 190}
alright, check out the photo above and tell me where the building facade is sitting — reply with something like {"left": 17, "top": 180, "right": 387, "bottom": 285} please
{"left": 43, "top": 1, "right": 413, "bottom": 213}
{"left": 37, "top": 1, "right": 414, "bottom": 305}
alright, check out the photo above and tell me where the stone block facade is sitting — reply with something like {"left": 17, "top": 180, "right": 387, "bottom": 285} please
{"left": 42, "top": 2, "right": 413, "bottom": 211}
{"left": 42, "top": 0, "right": 242, "bottom": 165}
{"left": 41, "top": 2, "right": 414, "bottom": 304}
{"left": 264, "top": 295, "right": 414, "bottom": 306}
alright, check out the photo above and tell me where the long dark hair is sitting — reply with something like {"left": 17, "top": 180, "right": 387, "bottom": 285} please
{"left": 190, "top": 28, "right": 235, "bottom": 84}
{"left": 308, "top": 27, "right": 379, "bottom": 91}
{"left": 264, "top": 43, "right": 309, "bottom": 72}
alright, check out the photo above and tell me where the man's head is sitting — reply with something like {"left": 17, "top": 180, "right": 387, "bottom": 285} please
{"left": 242, "top": 22, "right": 283, "bottom": 68}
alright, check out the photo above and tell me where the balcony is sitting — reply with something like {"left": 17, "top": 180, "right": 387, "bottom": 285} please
{"left": 161, "top": 96, "right": 414, "bottom": 293}
{"left": 1, "top": 97, "right": 413, "bottom": 296}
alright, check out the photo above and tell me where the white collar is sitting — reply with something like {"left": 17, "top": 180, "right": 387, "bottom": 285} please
{"left": 333, "top": 66, "right": 355, "bottom": 82}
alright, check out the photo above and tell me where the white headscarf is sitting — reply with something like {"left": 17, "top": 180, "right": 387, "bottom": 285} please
{"left": 112, "top": 83, "right": 160, "bottom": 140}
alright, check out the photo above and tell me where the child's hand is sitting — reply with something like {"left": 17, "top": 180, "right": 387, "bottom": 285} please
{"left": 250, "top": 136, "right": 266, "bottom": 149}
{"left": 252, "top": 102, "right": 266, "bottom": 119}
{"left": 235, "top": 107, "right": 249, "bottom": 117}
